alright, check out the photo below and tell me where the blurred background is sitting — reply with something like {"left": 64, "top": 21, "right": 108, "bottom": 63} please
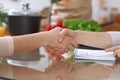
{"left": 0, "top": 0, "right": 120, "bottom": 33}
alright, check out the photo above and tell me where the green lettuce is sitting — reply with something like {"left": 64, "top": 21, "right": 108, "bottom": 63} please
{"left": 64, "top": 19, "right": 102, "bottom": 32}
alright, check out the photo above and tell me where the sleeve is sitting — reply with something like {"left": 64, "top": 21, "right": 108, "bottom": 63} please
{"left": 0, "top": 36, "right": 14, "bottom": 57}
{"left": 107, "top": 31, "right": 120, "bottom": 46}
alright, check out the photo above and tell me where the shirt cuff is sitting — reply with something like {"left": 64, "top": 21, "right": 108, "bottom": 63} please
{"left": 107, "top": 31, "right": 120, "bottom": 46}
{"left": 0, "top": 36, "right": 14, "bottom": 57}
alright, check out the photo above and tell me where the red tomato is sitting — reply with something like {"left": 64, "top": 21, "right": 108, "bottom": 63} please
{"left": 56, "top": 20, "right": 63, "bottom": 27}
{"left": 45, "top": 20, "right": 68, "bottom": 31}
{"left": 45, "top": 25, "right": 52, "bottom": 31}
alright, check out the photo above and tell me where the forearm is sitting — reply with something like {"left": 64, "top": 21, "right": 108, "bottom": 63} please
{"left": 74, "top": 31, "right": 112, "bottom": 49}
{"left": 13, "top": 32, "right": 48, "bottom": 55}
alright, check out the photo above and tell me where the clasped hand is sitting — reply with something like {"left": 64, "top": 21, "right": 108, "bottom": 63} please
{"left": 44, "top": 28, "right": 77, "bottom": 62}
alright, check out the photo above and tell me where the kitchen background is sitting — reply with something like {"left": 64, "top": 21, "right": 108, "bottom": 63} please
{"left": 0, "top": 0, "right": 120, "bottom": 22}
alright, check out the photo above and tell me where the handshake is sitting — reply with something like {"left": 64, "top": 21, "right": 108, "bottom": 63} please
{"left": 44, "top": 21, "right": 78, "bottom": 62}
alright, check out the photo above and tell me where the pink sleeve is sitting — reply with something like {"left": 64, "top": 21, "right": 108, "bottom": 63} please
{"left": 107, "top": 31, "right": 120, "bottom": 46}
{"left": 0, "top": 36, "right": 14, "bottom": 57}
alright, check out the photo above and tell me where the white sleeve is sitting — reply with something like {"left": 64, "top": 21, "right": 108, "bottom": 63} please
{"left": 0, "top": 36, "right": 14, "bottom": 57}
{"left": 107, "top": 31, "right": 120, "bottom": 46}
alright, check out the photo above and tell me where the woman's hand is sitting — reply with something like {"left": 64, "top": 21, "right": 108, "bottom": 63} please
{"left": 105, "top": 45, "right": 120, "bottom": 58}
{"left": 46, "top": 28, "right": 77, "bottom": 51}
{"left": 58, "top": 29, "right": 77, "bottom": 43}
{"left": 44, "top": 28, "right": 77, "bottom": 62}
{"left": 45, "top": 45, "right": 65, "bottom": 62}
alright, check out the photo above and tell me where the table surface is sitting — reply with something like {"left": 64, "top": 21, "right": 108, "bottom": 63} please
{"left": 1, "top": 60, "right": 120, "bottom": 80}
{"left": 1, "top": 48, "right": 120, "bottom": 80}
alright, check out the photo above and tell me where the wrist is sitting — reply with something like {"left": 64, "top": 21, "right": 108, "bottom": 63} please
{"left": 74, "top": 30, "right": 81, "bottom": 44}
{"left": 35, "top": 31, "right": 50, "bottom": 47}
{"left": 41, "top": 31, "right": 56, "bottom": 47}
{"left": 42, "top": 31, "right": 51, "bottom": 46}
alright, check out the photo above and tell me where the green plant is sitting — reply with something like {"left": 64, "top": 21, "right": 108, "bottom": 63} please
{"left": 0, "top": 10, "right": 8, "bottom": 26}
{"left": 64, "top": 18, "right": 102, "bottom": 32}
{"left": 51, "top": 0, "right": 60, "bottom": 3}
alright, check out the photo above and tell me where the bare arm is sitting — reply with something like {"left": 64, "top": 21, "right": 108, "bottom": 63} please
{"left": 13, "top": 32, "right": 49, "bottom": 54}
{"left": 59, "top": 29, "right": 112, "bottom": 49}
{"left": 0, "top": 28, "right": 76, "bottom": 57}
{"left": 13, "top": 28, "right": 76, "bottom": 56}
{"left": 74, "top": 30, "right": 112, "bottom": 49}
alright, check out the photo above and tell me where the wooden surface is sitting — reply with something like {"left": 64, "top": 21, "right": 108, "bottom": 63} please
{"left": 102, "top": 23, "right": 120, "bottom": 31}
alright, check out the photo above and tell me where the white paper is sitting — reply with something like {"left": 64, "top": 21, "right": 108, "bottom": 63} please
{"left": 74, "top": 48, "right": 116, "bottom": 61}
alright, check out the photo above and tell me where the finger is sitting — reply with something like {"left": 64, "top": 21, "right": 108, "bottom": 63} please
{"left": 58, "top": 29, "right": 69, "bottom": 42}
{"left": 57, "top": 49, "right": 65, "bottom": 54}
{"left": 115, "top": 49, "right": 120, "bottom": 52}
{"left": 113, "top": 50, "right": 118, "bottom": 57}
{"left": 45, "top": 46, "right": 58, "bottom": 56}
{"left": 117, "top": 53, "right": 120, "bottom": 58}
{"left": 105, "top": 47, "right": 115, "bottom": 52}
{"left": 45, "top": 45, "right": 53, "bottom": 55}
{"left": 115, "top": 49, "right": 120, "bottom": 53}
{"left": 70, "top": 39, "right": 78, "bottom": 48}
{"left": 45, "top": 46, "right": 65, "bottom": 62}
{"left": 54, "top": 48, "right": 65, "bottom": 55}
{"left": 105, "top": 46, "right": 120, "bottom": 52}
{"left": 52, "top": 47, "right": 61, "bottom": 52}
{"left": 51, "top": 46, "right": 65, "bottom": 54}
{"left": 67, "top": 44, "right": 75, "bottom": 51}
{"left": 46, "top": 45, "right": 53, "bottom": 50}
{"left": 113, "top": 52, "right": 117, "bottom": 57}
{"left": 115, "top": 49, "right": 120, "bottom": 58}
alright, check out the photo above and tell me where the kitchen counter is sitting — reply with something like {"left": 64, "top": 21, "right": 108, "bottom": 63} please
{"left": 1, "top": 59, "right": 120, "bottom": 80}
{"left": 1, "top": 47, "right": 120, "bottom": 80}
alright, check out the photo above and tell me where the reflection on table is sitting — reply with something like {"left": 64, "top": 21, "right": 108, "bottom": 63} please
{"left": 6, "top": 47, "right": 50, "bottom": 71}
{"left": 1, "top": 59, "right": 120, "bottom": 80}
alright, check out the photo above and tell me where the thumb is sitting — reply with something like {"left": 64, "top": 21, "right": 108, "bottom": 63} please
{"left": 58, "top": 29, "right": 69, "bottom": 42}
{"left": 105, "top": 47, "right": 115, "bottom": 52}
{"left": 105, "top": 46, "right": 120, "bottom": 52}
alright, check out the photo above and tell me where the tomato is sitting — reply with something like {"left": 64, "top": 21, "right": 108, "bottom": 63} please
{"left": 45, "top": 25, "right": 52, "bottom": 31}
{"left": 56, "top": 20, "right": 63, "bottom": 27}
{"left": 45, "top": 20, "right": 68, "bottom": 31}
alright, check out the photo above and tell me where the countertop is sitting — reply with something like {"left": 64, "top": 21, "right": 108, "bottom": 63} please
{"left": 1, "top": 47, "right": 120, "bottom": 80}
{"left": 1, "top": 60, "right": 120, "bottom": 80}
